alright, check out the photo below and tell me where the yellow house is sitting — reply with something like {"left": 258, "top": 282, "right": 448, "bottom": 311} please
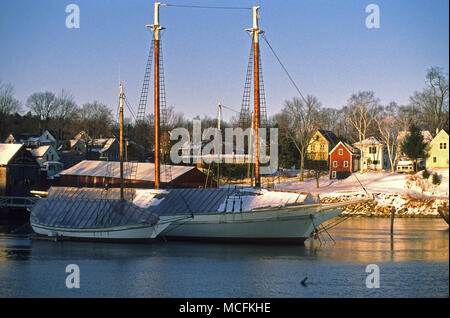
{"left": 426, "top": 129, "right": 449, "bottom": 169}
{"left": 307, "top": 130, "right": 338, "bottom": 162}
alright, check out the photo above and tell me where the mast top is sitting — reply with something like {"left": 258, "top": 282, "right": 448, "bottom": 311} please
{"left": 146, "top": 2, "right": 166, "bottom": 40}
{"left": 245, "top": 6, "right": 263, "bottom": 41}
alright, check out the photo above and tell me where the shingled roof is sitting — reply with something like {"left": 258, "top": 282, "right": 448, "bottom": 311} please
{"left": 318, "top": 130, "right": 339, "bottom": 146}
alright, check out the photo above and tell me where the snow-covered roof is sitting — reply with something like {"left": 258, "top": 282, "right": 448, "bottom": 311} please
{"left": 59, "top": 160, "right": 196, "bottom": 183}
{"left": 99, "top": 138, "right": 116, "bottom": 153}
{"left": 4, "top": 134, "right": 16, "bottom": 143}
{"left": 0, "top": 143, "right": 23, "bottom": 165}
{"left": 43, "top": 161, "right": 64, "bottom": 165}
{"left": 353, "top": 136, "right": 382, "bottom": 146}
{"left": 30, "top": 145, "right": 51, "bottom": 158}
{"left": 74, "top": 130, "right": 90, "bottom": 141}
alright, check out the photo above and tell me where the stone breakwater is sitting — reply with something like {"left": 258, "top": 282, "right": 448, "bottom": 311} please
{"left": 320, "top": 192, "right": 449, "bottom": 217}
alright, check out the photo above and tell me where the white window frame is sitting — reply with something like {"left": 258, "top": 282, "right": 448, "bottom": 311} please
{"left": 343, "top": 161, "right": 348, "bottom": 168}
{"left": 333, "top": 161, "right": 338, "bottom": 167}
{"left": 338, "top": 149, "right": 343, "bottom": 155}
{"left": 332, "top": 171, "right": 337, "bottom": 179}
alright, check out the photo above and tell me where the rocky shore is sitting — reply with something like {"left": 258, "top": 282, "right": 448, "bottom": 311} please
{"left": 320, "top": 192, "right": 448, "bottom": 217}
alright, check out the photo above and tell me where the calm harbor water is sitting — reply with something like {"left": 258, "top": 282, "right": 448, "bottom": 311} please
{"left": 0, "top": 217, "right": 448, "bottom": 298}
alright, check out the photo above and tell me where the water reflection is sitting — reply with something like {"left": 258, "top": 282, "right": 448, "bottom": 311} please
{"left": 0, "top": 217, "right": 448, "bottom": 297}
{"left": 305, "top": 218, "right": 449, "bottom": 262}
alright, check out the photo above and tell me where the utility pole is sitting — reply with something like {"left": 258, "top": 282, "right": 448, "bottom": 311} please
{"left": 119, "top": 84, "right": 124, "bottom": 200}
{"left": 147, "top": 2, "right": 166, "bottom": 189}
{"left": 246, "top": 6, "right": 263, "bottom": 188}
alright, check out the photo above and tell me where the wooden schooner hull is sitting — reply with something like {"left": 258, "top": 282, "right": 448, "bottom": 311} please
{"left": 158, "top": 201, "right": 353, "bottom": 244}
{"left": 31, "top": 222, "right": 171, "bottom": 241}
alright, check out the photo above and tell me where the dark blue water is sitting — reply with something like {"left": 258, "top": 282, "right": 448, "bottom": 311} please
{"left": 0, "top": 217, "right": 448, "bottom": 297}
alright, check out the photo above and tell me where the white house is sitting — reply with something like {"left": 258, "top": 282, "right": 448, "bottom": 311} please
{"left": 30, "top": 145, "right": 63, "bottom": 177}
{"left": 39, "top": 130, "right": 57, "bottom": 147}
{"left": 353, "top": 137, "right": 391, "bottom": 171}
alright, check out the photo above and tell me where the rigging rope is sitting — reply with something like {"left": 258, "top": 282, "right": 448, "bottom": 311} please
{"left": 124, "top": 94, "right": 137, "bottom": 121}
{"left": 261, "top": 34, "right": 308, "bottom": 105}
{"left": 165, "top": 4, "right": 252, "bottom": 10}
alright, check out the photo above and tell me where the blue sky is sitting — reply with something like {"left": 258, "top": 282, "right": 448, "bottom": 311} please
{"left": 1, "top": 0, "right": 448, "bottom": 122}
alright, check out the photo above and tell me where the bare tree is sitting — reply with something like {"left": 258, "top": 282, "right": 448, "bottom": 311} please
{"left": 26, "top": 91, "right": 58, "bottom": 131}
{"left": 0, "top": 81, "right": 21, "bottom": 115}
{"left": 281, "top": 95, "right": 320, "bottom": 182}
{"left": 54, "top": 90, "right": 77, "bottom": 120}
{"left": 375, "top": 102, "right": 401, "bottom": 172}
{"left": 344, "top": 91, "right": 379, "bottom": 143}
{"left": 409, "top": 67, "right": 449, "bottom": 135}
{"left": 79, "top": 101, "right": 114, "bottom": 138}
{"left": 344, "top": 91, "right": 379, "bottom": 171}
{"left": 0, "top": 81, "right": 21, "bottom": 138}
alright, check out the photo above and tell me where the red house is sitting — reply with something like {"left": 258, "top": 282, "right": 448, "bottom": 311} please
{"left": 329, "top": 141, "right": 360, "bottom": 179}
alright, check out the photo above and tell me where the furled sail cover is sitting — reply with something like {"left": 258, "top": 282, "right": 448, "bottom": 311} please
{"left": 30, "top": 196, "right": 158, "bottom": 229}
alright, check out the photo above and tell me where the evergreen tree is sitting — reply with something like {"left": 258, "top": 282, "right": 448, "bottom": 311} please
{"left": 400, "top": 124, "right": 427, "bottom": 172}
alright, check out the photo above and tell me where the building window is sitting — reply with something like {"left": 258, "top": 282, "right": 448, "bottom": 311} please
{"left": 333, "top": 161, "right": 338, "bottom": 167}
{"left": 332, "top": 171, "right": 337, "bottom": 179}
{"left": 369, "top": 147, "right": 377, "bottom": 154}
{"left": 320, "top": 144, "right": 325, "bottom": 151}
{"left": 440, "top": 143, "right": 447, "bottom": 149}
{"left": 311, "top": 144, "right": 315, "bottom": 151}
{"left": 433, "top": 157, "right": 437, "bottom": 163}
{"left": 338, "top": 149, "right": 343, "bottom": 155}
{"left": 343, "top": 161, "right": 348, "bottom": 167}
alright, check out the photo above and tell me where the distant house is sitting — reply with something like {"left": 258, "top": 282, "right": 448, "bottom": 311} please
{"left": 353, "top": 137, "right": 391, "bottom": 171}
{"left": 5, "top": 130, "right": 58, "bottom": 148}
{"left": 39, "top": 130, "right": 57, "bottom": 147}
{"left": 74, "top": 130, "right": 91, "bottom": 141}
{"left": 68, "top": 138, "right": 87, "bottom": 154}
{"left": 329, "top": 141, "right": 360, "bottom": 179}
{"left": 97, "top": 138, "right": 120, "bottom": 161}
{"left": 426, "top": 129, "right": 449, "bottom": 169}
{"left": 0, "top": 143, "right": 41, "bottom": 196}
{"left": 307, "top": 130, "right": 339, "bottom": 167}
{"left": 4, "top": 134, "right": 16, "bottom": 144}
{"left": 30, "top": 145, "right": 63, "bottom": 177}
{"left": 57, "top": 160, "right": 217, "bottom": 188}
{"left": 10, "top": 133, "right": 41, "bottom": 148}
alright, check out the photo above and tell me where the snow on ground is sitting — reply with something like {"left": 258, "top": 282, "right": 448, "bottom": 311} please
{"left": 275, "top": 169, "right": 449, "bottom": 216}
{"left": 275, "top": 168, "right": 449, "bottom": 198}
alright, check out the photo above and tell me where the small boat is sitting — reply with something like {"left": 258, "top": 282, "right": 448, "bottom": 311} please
{"left": 438, "top": 206, "right": 449, "bottom": 225}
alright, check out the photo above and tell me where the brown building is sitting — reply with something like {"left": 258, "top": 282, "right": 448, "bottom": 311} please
{"left": 56, "top": 160, "right": 217, "bottom": 188}
{"left": 0, "top": 143, "right": 42, "bottom": 196}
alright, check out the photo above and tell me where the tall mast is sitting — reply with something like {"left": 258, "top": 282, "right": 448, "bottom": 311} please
{"left": 246, "top": 6, "right": 262, "bottom": 188}
{"left": 119, "top": 83, "right": 124, "bottom": 200}
{"left": 147, "top": 2, "right": 165, "bottom": 189}
{"left": 217, "top": 103, "right": 221, "bottom": 188}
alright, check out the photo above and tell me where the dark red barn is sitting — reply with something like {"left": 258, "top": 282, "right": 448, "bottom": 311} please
{"left": 329, "top": 141, "right": 360, "bottom": 179}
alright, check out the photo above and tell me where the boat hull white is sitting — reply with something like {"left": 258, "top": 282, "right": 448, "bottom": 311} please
{"left": 30, "top": 222, "right": 171, "bottom": 242}
{"left": 159, "top": 203, "right": 343, "bottom": 244}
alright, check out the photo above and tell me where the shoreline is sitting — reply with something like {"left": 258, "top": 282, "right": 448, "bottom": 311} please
{"left": 320, "top": 192, "right": 448, "bottom": 218}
